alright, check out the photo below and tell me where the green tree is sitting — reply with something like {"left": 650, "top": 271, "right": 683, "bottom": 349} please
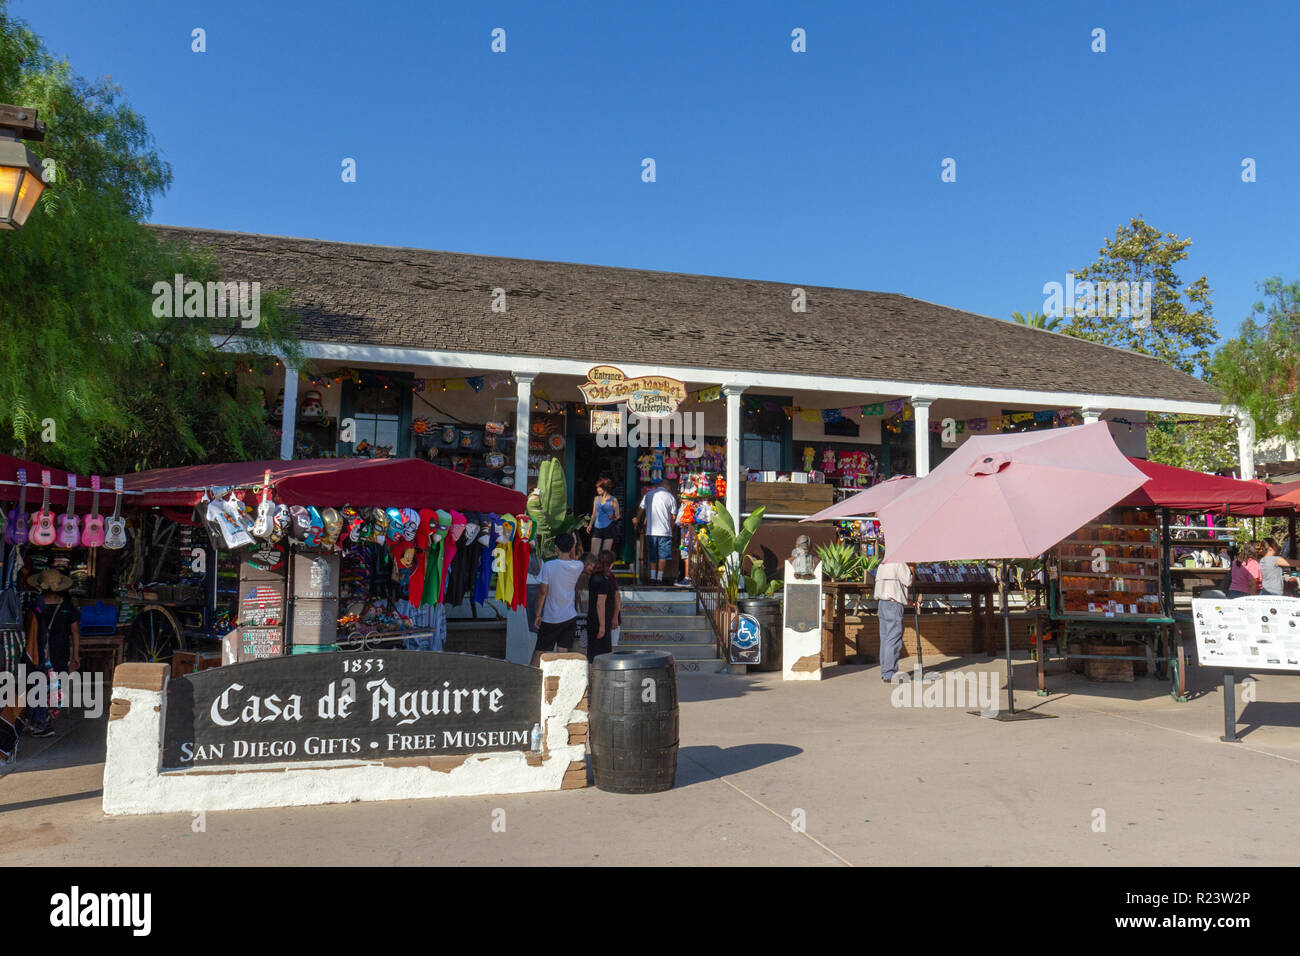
{"left": 1064, "top": 217, "right": 1218, "bottom": 377}
{"left": 0, "top": 3, "right": 300, "bottom": 474}
{"left": 1210, "top": 276, "right": 1300, "bottom": 445}
{"left": 1010, "top": 310, "right": 1063, "bottom": 331}
{"left": 1145, "top": 414, "right": 1239, "bottom": 473}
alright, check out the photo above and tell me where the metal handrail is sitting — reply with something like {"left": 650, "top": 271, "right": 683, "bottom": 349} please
{"left": 688, "top": 536, "right": 735, "bottom": 661}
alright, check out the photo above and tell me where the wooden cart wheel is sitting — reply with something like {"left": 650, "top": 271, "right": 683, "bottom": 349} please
{"left": 126, "top": 606, "right": 184, "bottom": 663}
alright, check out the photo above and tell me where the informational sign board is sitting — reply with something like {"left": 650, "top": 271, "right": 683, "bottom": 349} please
{"left": 1191, "top": 596, "right": 1300, "bottom": 672}
{"left": 784, "top": 581, "right": 821, "bottom": 633}
{"left": 161, "top": 650, "right": 543, "bottom": 770}
{"left": 238, "top": 626, "right": 284, "bottom": 659}
{"left": 730, "top": 613, "right": 761, "bottom": 665}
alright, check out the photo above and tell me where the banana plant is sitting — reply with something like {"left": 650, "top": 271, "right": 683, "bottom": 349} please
{"left": 743, "top": 555, "right": 783, "bottom": 597}
{"left": 525, "top": 458, "right": 587, "bottom": 558}
{"left": 696, "top": 504, "right": 767, "bottom": 603}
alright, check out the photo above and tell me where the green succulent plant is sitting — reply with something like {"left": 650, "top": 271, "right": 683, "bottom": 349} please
{"left": 817, "top": 541, "right": 868, "bottom": 582}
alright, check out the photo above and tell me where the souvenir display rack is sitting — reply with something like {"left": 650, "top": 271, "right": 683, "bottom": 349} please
{"left": 1052, "top": 508, "right": 1165, "bottom": 620}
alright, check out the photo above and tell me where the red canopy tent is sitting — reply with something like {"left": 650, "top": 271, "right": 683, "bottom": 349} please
{"left": 1116, "top": 458, "right": 1272, "bottom": 511}
{"left": 120, "top": 458, "right": 526, "bottom": 515}
{"left": 0, "top": 454, "right": 105, "bottom": 510}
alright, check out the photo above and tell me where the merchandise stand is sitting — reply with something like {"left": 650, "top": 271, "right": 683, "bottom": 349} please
{"left": 1044, "top": 506, "right": 1183, "bottom": 700}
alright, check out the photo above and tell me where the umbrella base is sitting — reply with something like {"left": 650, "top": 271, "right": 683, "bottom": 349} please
{"left": 969, "top": 709, "right": 1057, "bottom": 722}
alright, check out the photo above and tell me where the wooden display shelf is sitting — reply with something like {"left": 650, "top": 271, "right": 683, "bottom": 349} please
{"left": 1059, "top": 553, "right": 1160, "bottom": 563}
{"left": 1059, "top": 571, "right": 1160, "bottom": 580}
{"left": 1060, "top": 537, "right": 1157, "bottom": 546}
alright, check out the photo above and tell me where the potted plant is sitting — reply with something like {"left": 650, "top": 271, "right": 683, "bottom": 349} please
{"left": 695, "top": 504, "right": 784, "bottom": 671}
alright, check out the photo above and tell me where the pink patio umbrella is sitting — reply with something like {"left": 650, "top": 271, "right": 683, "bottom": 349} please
{"left": 800, "top": 474, "right": 918, "bottom": 522}
{"left": 876, "top": 422, "right": 1150, "bottom": 719}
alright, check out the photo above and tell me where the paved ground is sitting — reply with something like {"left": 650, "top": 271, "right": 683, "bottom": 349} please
{"left": 2, "top": 654, "right": 1298, "bottom": 866}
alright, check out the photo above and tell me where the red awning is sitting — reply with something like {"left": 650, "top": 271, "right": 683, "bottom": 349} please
{"left": 1232, "top": 479, "right": 1300, "bottom": 517}
{"left": 1117, "top": 458, "right": 1272, "bottom": 511}
{"left": 0, "top": 454, "right": 107, "bottom": 511}
{"left": 120, "top": 457, "right": 526, "bottom": 515}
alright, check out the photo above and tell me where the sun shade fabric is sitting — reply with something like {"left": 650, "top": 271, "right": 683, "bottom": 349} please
{"left": 119, "top": 457, "right": 525, "bottom": 515}
{"left": 878, "top": 423, "right": 1149, "bottom": 563}
{"left": 801, "top": 475, "right": 919, "bottom": 522}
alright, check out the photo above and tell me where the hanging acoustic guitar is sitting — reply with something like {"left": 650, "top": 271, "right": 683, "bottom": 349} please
{"left": 81, "top": 475, "right": 105, "bottom": 548}
{"left": 103, "top": 478, "right": 127, "bottom": 550}
{"left": 56, "top": 475, "right": 81, "bottom": 549}
{"left": 3, "top": 468, "right": 28, "bottom": 545}
{"left": 28, "top": 471, "right": 57, "bottom": 546}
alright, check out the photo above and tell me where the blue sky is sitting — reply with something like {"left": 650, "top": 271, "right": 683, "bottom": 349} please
{"left": 14, "top": 0, "right": 1299, "bottom": 343}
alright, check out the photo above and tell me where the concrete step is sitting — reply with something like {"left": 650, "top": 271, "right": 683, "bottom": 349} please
{"left": 617, "top": 628, "right": 716, "bottom": 647}
{"left": 620, "top": 588, "right": 697, "bottom": 606}
{"left": 616, "top": 614, "right": 714, "bottom": 633}
{"left": 619, "top": 599, "right": 700, "bottom": 616}
{"left": 616, "top": 641, "right": 719, "bottom": 659}
{"left": 672, "top": 658, "right": 732, "bottom": 675}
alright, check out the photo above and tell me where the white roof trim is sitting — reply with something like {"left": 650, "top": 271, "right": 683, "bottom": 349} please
{"left": 221, "top": 337, "right": 1229, "bottom": 418}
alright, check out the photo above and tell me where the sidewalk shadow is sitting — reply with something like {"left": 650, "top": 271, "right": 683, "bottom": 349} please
{"left": 0, "top": 712, "right": 107, "bottom": 778}
{"left": 676, "top": 675, "right": 772, "bottom": 703}
{"left": 674, "top": 743, "right": 803, "bottom": 788}
{"left": 1235, "top": 701, "right": 1300, "bottom": 740}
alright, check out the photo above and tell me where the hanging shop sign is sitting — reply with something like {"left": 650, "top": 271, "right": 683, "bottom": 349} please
{"left": 1191, "top": 596, "right": 1300, "bottom": 672}
{"left": 161, "top": 650, "right": 543, "bottom": 769}
{"left": 590, "top": 409, "right": 622, "bottom": 434}
{"left": 578, "top": 366, "right": 686, "bottom": 419}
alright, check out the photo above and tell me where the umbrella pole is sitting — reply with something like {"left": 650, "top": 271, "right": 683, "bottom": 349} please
{"left": 1003, "top": 559, "right": 1015, "bottom": 715}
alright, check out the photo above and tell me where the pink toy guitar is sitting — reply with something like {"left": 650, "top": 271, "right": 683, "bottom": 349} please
{"left": 28, "top": 471, "right": 56, "bottom": 546}
{"left": 103, "top": 478, "right": 127, "bottom": 550}
{"left": 81, "top": 476, "right": 105, "bottom": 547}
{"left": 3, "top": 468, "right": 28, "bottom": 545}
{"left": 56, "top": 475, "right": 81, "bottom": 548}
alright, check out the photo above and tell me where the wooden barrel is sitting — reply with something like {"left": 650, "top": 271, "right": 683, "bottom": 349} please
{"left": 590, "top": 650, "right": 679, "bottom": 793}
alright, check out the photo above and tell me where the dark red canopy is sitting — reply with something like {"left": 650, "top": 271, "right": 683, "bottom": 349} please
{"left": 120, "top": 457, "right": 525, "bottom": 515}
{"left": 1117, "top": 458, "right": 1272, "bottom": 511}
{"left": 0, "top": 454, "right": 106, "bottom": 511}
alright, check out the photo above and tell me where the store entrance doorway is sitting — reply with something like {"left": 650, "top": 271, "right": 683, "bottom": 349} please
{"left": 572, "top": 434, "right": 631, "bottom": 563}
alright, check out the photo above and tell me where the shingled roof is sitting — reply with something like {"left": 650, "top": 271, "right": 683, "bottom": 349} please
{"left": 151, "top": 225, "right": 1221, "bottom": 405}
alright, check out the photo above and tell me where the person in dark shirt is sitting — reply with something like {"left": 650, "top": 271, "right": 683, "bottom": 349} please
{"left": 585, "top": 551, "right": 621, "bottom": 667}
{"left": 27, "top": 569, "right": 80, "bottom": 737}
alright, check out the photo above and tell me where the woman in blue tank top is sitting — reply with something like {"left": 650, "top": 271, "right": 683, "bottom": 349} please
{"left": 586, "top": 478, "right": 622, "bottom": 554}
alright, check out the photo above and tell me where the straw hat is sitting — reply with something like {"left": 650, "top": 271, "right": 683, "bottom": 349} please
{"left": 30, "top": 568, "right": 73, "bottom": 592}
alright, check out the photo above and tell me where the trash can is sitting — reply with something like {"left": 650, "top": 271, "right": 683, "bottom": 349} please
{"left": 590, "top": 650, "right": 678, "bottom": 793}
{"left": 737, "top": 596, "right": 783, "bottom": 672}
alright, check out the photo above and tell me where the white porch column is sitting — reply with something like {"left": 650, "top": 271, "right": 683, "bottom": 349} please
{"left": 1237, "top": 414, "right": 1256, "bottom": 481}
{"left": 1080, "top": 407, "right": 1104, "bottom": 424}
{"left": 279, "top": 364, "right": 299, "bottom": 460}
{"left": 514, "top": 372, "right": 536, "bottom": 493}
{"left": 911, "top": 397, "right": 934, "bottom": 477}
{"left": 723, "top": 385, "right": 745, "bottom": 520}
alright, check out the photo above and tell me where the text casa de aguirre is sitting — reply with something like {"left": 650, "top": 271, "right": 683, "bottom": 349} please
{"left": 177, "top": 672, "right": 525, "bottom": 764}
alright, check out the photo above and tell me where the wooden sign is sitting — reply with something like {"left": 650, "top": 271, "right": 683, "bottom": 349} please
{"left": 162, "top": 650, "right": 543, "bottom": 769}
{"left": 577, "top": 366, "right": 686, "bottom": 419}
